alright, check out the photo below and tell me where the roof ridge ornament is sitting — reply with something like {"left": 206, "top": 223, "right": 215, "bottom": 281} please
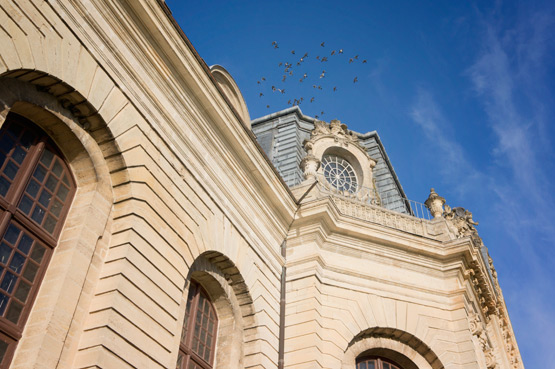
{"left": 310, "top": 119, "right": 360, "bottom": 145}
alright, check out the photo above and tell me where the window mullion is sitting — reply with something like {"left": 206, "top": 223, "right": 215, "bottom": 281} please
{"left": 7, "top": 142, "right": 44, "bottom": 212}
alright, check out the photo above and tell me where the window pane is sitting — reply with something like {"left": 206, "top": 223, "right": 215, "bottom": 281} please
{"left": 1, "top": 272, "right": 17, "bottom": 294}
{"left": 33, "top": 165, "right": 46, "bottom": 182}
{"left": 26, "top": 179, "right": 40, "bottom": 198}
{"left": 30, "top": 245, "right": 45, "bottom": 264}
{"left": 52, "top": 160, "right": 63, "bottom": 178}
{"left": 22, "top": 262, "right": 38, "bottom": 283}
{"left": 0, "top": 338, "right": 8, "bottom": 364}
{"left": 0, "top": 293, "right": 8, "bottom": 316}
{"left": 0, "top": 243, "right": 11, "bottom": 265}
{"left": 9, "top": 253, "right": 25, "bottom": 274}
{"left": 4, "top": 224, "right": 19, "bottom": 245}
{"left": 17, "top": 234, "right": 33, "bottom": 255}
{"left": 5, "top": 300, "right": 22, "bottom": 324}
{"left": 57, "top": 185, "right": 69, "bottom": 202}
{"left": 18, "top": 195, "right": 33, "bottom": 215}
{"left": 40, "top": 149, "right": 53, "bottom": 168}
{"left": 0, "top": 177, "right": 10, "bottom": 197}
{"left": 12, "top": 147, "right": 25, "bottom": 165}
{"left": 3, "top": 162, "right": 18, "bottom": 180}
{"left": 31, "top": 206, "right": 46, "bottom": 224}
{"left": 45, "top": 175, "right": 57, "bottom": 192}
{"left": 43, "top": 215, "right": 56, "bottom": 234}
{"left": 14, "top": 281, "right": 30, "bottom": 303}
{"left": 38, "top": 189, "right": 52, "bottom": 208}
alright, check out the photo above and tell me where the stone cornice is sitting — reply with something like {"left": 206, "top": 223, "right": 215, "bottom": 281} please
{"left": 49, "top": 0, "right": 297, "bottom": 266}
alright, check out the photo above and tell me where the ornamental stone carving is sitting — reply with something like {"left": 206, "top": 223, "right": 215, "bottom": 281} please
{"left": 469, "top": 312, "right": 497, "bottom": 369}
{"left": 424, "top": 188, "right": 445, "bottom": 219}
{"left": 444, "top": 204, "right": 480, "bottom": 240}
{"left": 302, "top": 119, "right": 377, "bottom": 192}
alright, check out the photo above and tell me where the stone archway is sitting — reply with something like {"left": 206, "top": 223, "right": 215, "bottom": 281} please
{"left": 0, "top": 72, "right": 124, "bottom": 368}
{"left": 181, "top": 251, "right": 257, "bottom": 369}
{"left": 342, "top": 327, "right": 444, "bottom": 369}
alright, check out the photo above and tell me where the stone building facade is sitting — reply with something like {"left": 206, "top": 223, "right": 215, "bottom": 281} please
{"left": 0, "top": 1, "right": 522, "bottom": 369}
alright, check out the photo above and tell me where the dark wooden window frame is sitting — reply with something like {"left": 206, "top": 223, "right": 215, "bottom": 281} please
{"left": 357, "top": 356, "right": 403, "bottom": 369}
{"left": 177, "top": 281, "right": 218, "bottom": 369}
{"left": 0, "top": 113, "right": 76, "bottom": 368}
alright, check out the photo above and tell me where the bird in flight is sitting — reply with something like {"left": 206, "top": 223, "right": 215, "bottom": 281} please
{"left": 349, "top": 58, "right": 354, "bottom": 63}
{"left": 353, "top": 77, "right": 358, "bottom": 83}
{"left": 267, "top": 105, "right": 270, "bottom": 108}
{"left": 279, "top": 62, "right": 283, "bottom": 67}
{"left": 272, "top": 41, "right": 278, "bottom": 48}
{"left": 259, "top": 92, "right": 264, "bottom": 97}
{"left": 321, "top": 42, "right": 325, "bottom": 47}
{"left": 261, "top": 77, "right": 266, "bottom": 81}
{"left": 354, "top": 55, "right": 359, "bottom": 59}
{"left": 316, "top": 56, "right": 320, "bottom": 60}
{"left": 287, "top": 100, "right": 292, "bottom": 105}
{"left": 333, "top": 86, "right": 337, "bottom": 92}
{"left": 303, "top": 73, "right": 307, "bottom": 79}
{"left": 331, "top": 50, "right": 336, "bottom": 55}
{"left": 321, "top": 57, "right": 328, "bottom": 62}
{"left": 291, "top": 50, "right": 295, "bottom": 54}
{"left": 302, "top": 52, "right": 308, "bottom": 58}
{"left": 319, "top": 71, "right": 326, "bottom": 78}
{"left": 339, "top": 49, "right": 343, "bottom": 54}
{"left": 310, "top": 97, "right": 315, "bottom": 103}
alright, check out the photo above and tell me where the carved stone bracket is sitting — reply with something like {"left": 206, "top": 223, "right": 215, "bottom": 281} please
{"left": 468, "top": 313, "right": 497, "bottom": 369}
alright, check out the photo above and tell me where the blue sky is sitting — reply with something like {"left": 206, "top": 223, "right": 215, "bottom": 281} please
{"left": 167, "top": 0, "right": 554, "bottom": 366}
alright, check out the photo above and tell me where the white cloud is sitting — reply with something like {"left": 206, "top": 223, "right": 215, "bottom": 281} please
{"left": 410, "top": 88, "right": 483, "bottom": 195}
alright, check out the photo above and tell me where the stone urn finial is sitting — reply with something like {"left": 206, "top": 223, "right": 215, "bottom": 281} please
{"left": 300, "top": 154, "right": 320, "bottom": 182}
{"left": 424, "top": 188, "right": 446, "bottom": 219}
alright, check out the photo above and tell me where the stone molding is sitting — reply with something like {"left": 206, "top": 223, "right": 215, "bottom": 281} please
{"left": 342, "top": 328, "right": 443, "bottom": 369}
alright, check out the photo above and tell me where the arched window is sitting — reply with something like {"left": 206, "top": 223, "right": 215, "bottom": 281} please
{"left": 0, "top": 112, "right": 75, "bottom": 368}
{"left": 322, "top": 154, "right": 358, "bottom": 193}
{"left": 357, "top": 356, "right": 403, "bottom": 369}
{"left": 177, "top": 281, "right": 218, "bottom": 369}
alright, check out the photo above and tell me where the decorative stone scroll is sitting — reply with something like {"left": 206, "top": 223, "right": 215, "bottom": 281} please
{"left": 468, "top": 313, "right": 497, "bottom": 369}
{"left": 311, "top": 119, "right": 361, "bottom": 146}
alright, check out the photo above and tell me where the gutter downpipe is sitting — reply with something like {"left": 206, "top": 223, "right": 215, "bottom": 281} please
{"left": 278, "top": 180, "right": 317, "bottom": 369}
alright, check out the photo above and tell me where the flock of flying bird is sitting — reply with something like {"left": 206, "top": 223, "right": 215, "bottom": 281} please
{"left": 257, "top": 41, "right": 367, "bottom": 119}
